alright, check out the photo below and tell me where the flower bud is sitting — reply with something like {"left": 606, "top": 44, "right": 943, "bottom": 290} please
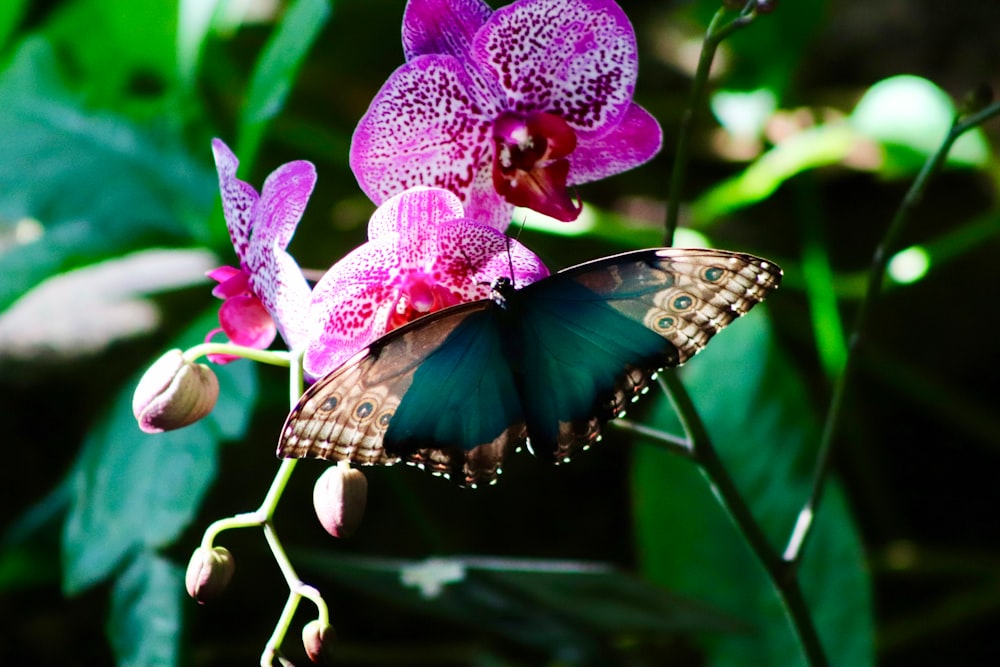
{"left": 133, "top": 349, "right": 219, "bottom": 433}
{"left": 302, "top": 619, "right": 336, "bottom": 663}
{"left": 313, "top": 463, "right": 368, "bottom": 538}
{"left": 185, "top": 546, "right": 235, "bottom": 604}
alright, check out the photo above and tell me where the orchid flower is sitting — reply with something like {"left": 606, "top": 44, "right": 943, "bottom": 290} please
{"left": 350, "top": 0, "right": 662, "bottom": 229}
{"left": 206, "top": 139, "right": 312, "bottom": 362}
{"left": 303, "top": 186, "right": 548, "bottom": 379}
{"left": 208, "top": 140, "right": 546, "bottom": 381}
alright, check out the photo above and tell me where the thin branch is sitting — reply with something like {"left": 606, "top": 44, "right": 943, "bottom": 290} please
{"left": 783, "top": 99, "right": 1000, "bottom": 564}
{"left": 664, "top": 3, "right": 758, "bottom": 245}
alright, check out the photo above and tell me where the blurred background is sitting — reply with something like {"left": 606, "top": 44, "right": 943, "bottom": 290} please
{"left": 1, "top": 0, "right": 999, "bottom": 665}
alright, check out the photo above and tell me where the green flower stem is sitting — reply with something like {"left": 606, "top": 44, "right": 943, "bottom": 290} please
{"left": 658, "top": 372, "right": 829, "bottom": 667}
{"left": 664, "top": 3, "right": 758, "bottom": 245}
{"left": 613, "top": 418, "right": 693, "bottom": 457}
{"left": 183, "top": 342, "right": 292, "bottom": 367}
{"left": 782, "top": 99, "right": 1000, "bottom": 566}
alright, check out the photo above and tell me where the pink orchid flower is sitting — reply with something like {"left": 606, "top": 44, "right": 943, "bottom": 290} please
{"left": 304, "top": 186, "right": 549, "bottom": 379}
{"left": 208, "top": 140, "right": 547, "bottom": 380}
{"left": 206, "top": 139, "right": 313, "bottom": 362}
{"left": 350, "top": 0, "right": 662, "bottom": 229}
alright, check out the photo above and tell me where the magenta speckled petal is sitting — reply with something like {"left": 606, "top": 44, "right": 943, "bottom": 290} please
{"left": 350, "top": 55, "right": 502, "bottom": 222}
{"left": 473, "top": 0, "right": 637, "bottom": 138}
{"left": 432, "top": 220, "right": 549, "bottom": 301}
{"left": 367, "top": 186, "right": 466, "bottom": 243}
{"left": 402, "top": 0, "right": 492, "bottom": 61}
{"left": 247, "top": 159, "right": 316, "bottom": 349}
{"left": 304, "top": 235, "right": 401, "bottom": 378}
{"left": 567, "top": 103, "right": 663, "bottom": 185}
{"left": 212, "top": 139, "right": 258, "bottom": 268}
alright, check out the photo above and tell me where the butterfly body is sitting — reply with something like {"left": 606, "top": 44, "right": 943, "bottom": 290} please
{"left": 279, "top": 248, "right": 781, "bottom": 487}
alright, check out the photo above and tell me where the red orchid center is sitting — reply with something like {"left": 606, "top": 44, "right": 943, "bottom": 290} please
{"left": 491, "top": 111, "right": 582, "bottom": 222}
{"left": 386, "top": 271, "right": 461, "bottom": 331}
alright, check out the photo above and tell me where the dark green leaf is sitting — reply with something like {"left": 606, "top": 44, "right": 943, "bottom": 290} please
{"left": 238, "top": 0, "right": 334, "bottom": 167}
{"left": 0, "top": 36, "right": 217, "bottom": 311}
{"left": 62, "top": 309, "right": 258, "bottom": 594}
{"left": 632, "top": 309, "right": 874, "bottom": 666}
{"left": 107, "top": 551, "right": 184, "bottom": 667}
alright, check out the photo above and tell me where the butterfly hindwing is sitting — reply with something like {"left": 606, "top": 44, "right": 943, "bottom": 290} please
{"left": 279, "top": 302, "right": 526, "bottom": 485}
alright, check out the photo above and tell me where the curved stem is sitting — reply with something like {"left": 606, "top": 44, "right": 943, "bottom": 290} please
{"left": 658, "top": 372, "right": 829, "bottom": 666}
{"left": 783, "top": 99, "right": 1000, "bottom": 565}
{"left": 664, "top": 3, "right": 758, "bottom": 245}
{"left": 183, "top": 342, "right": 292, "bottom": 367}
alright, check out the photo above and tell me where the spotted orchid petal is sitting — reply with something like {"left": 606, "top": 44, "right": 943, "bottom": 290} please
{"left": 402, "top": 0, "right": 492, "bottom": 61}
{"left": 210, "top": 139, "right": 314, "bottom": 353}
{"left": 473, "top": 0, "right": 638, "bottom": 138}
{"left": 350, "top": 55, "right": 508, "bottom": 230}
{"left": 351, "top": 0, "right": 660, "bottom": 226}
{"left": 303, "top": 187, "right": 547, "bottom": 379}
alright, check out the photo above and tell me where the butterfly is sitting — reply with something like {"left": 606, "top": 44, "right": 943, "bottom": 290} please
{"left": 278, "top": 248, "right": 781, "bottom": 487}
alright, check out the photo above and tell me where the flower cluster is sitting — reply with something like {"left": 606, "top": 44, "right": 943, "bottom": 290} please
{"left": 135, "top": 0, "right": 660, "bottom": 662}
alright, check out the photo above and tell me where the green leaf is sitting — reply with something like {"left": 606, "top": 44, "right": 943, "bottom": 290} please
{"left": 237, "top": 0, "right": 334, "bottom": 168}
{"left": 43, "top": 0, "right": 179, "bottom": 112}
{"left": 0, "top": 0, "right": 28, "bottom": 51}
{"left": 62, "top": 309, "right": 258, "bottom": 594}
{"left": 632, "top": 309, "right": 874, "bottom": 666}
{"left": 296, "top": 552, "right": 741, "bottom": 658}
{"left": 0, "top": 36, "right": 217, "bottom": 312}
{"left": 851, "top": 75, "right": 991, "bottom": 176}
{"left": 108, "top": 551, "right": 184, "bottom": 667}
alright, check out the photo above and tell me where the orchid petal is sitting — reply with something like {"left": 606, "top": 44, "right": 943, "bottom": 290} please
{"left": 567, "top": 103, "right": 663, "bottom": 185}
{"left": 402, "top": 0, "right": 492, "bottom": 61}
{"left": 350, "top": 55, "right": 506, "bottom": 228}
{"left": 473, "top": 0, "right": 638, "bottom": 138}
{"left": 432, "top": 220, "right": 549, "bottom": 301}
{"left": 246, "top": 159, "right": 316, "bottom": 349}
{"left": 211, "top": 139, "right": 258, "bottom": 268}
{"left": 218, "top": 295, "right": 277, "bottom": 349}
{"left": 210, "top": 267, "right": 250, "bottom": 300}
{"left": 305, "top": 235, "right": 402, "bottom": 378}
{"left": 367, "top": 186, "right": 466, "bottom": 244}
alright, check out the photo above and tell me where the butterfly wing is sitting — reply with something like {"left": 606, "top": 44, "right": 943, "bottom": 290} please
{"left": 278, "top": 302, "right": 526, "bottom": 486}
{"left": 511, "top": 248, "right": 781, "bottom": 459}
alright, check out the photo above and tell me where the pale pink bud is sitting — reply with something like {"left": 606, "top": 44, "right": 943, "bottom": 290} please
{"left": 313, "top": 464, "right": 368, "bottom": 538}
{"left": 133, "top": 349, "right": 219, "bottom": 433}
{"left": 302, "top": 619, "right": 336, "bottom": 663}
{"left": 185, "top": 546, "right": 235, "bottom": 604}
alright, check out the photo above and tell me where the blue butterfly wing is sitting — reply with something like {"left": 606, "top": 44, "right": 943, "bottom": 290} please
{"left": 508, "top": 248, "right": 782, "bottom": 459}
{"left": 279, "top": 248, "right": 781, "bottom": 485}
{"left": 279, "top": 302, "right": 525, "bottom": 486}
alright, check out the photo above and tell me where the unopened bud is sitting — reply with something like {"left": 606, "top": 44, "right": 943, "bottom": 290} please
{"left": 313, "top": 463, "right": 368, "bottom": 538}
{"left": 133, "top": 349, "right": 219, "bottom": 433}
{"left": 302, "top": 619, "right": 336, "bottom": 663}
{"left": 185, "top": 546, "right": 235, "bottom": 604}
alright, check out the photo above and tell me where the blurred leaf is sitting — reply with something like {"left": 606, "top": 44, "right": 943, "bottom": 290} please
{"left": 0, "top": 479, "right": 70, "bottom": 591}
{"left": 108, "top": 551, "right": 184, "bottom": 667}
{"left": 62, "top": 308, "right": 258, "bottom": 594}
{"left": 632, "top": 309, "right": 874, "bottom": 665}
{"left": 298, "top": 552, "right": 740, "bottom": 659}
{"left": 0, "top": 37, "right": 217, "bottom": 312}
{"left": 0, "top": 0, "right": 28, "bottom": 51}
{"left": 44, "top": 0, "right": 178, "bottom": 112}
{"left": 690, "top": 123, "right": 857, "bottom": 225}
{"left": 237, "top": 0, "right": 334, "bottom": 168}
{"left": 690, "top": 0, "right": 826, "bottom": 101}
{"left": 851, "top": 75, "right": 991, "bottom": 176}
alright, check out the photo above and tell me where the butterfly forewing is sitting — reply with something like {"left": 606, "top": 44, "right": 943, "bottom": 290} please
{"left": 558, "top": 248, "right": 782, "bottom": 364}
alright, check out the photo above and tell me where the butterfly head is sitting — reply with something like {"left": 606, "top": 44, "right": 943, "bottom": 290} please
{"left": 490, "top": 276, "right": 516, "bottom": 309}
